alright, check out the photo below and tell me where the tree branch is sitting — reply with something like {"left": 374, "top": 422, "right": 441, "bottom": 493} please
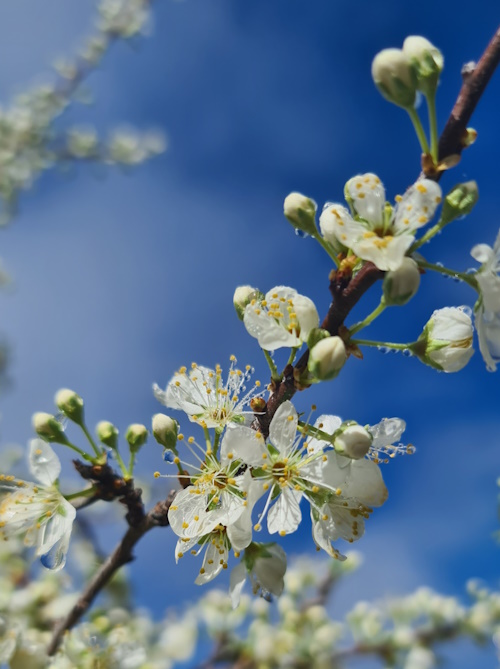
{"left": 438, "top": 26, "right": 500, "bottom": 165}
{"left": 46, "top": 492, "right": 174, "bottom": 656}
{"left": 258, "top": 27, "right": 500, "bottom": 437}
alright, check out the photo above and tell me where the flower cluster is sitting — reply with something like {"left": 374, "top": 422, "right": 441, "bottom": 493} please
{"left": 153, "top": 357, "right": 408, "bottom": 603}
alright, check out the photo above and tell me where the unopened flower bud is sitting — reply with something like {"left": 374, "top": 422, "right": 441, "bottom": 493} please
{"left": 32, "top": 412, "right": 68, "bottom": 444}
{"left": 96, "top": 420, "right": 119, "bottom": 449}
{"left": 371, "top": 48, "right": 417, "bottom": 108}
{"left": 307, "top": 327, "right": 331, "bottom": 350}
{"left": 233, "top": 286, "right": 263, "bottom": 321}
{"left": 55, "top": 388, "right": 84, "bottom": 424}
{"left": 125, "top": 423, "right": 148, "bottom": 452}
{"left": 403, "top": 36, "right": 443, "bottom": 95}
{"left": 334, "top": 423, "right": 372, "bottom": 459}
{"left": 283, "top": 192, "right": 317, "bottom": 235}
{"left": 152, "top": 413, "right": 178, "bottom": 450}
{"left": 413, "top": 306, "right": 474, "bottom": 372}
{"left": 308, "top": 336, "right": 347, "bottom": 381}
{"left": 441, "top": 181, "right": 479, "bottom": 224}
{"left": 383, "top": 258, "right": 420, "bottom": 306}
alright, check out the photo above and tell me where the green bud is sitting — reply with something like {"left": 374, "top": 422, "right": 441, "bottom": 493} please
{"left": 307, "top": 327, "right": 331, "bottom": 350}
{"left": 308, "top": 336, "right": 347, "bottom": 381}
{"left": 233, "top": 285, "right": 264, "bottom": 321}
{"left": 32, "top": 412, "right": 68, "bottom": 444}
{"left": 383, "top": 258, "right": 420, "bottom": 306}
{"left": 371, "top": 48, "right": 417, "bottom": 108}
{"left": 96, "top": 420, "right": 119, "bottom": 449}
{"left": 54, "top": 388, "right": 84, "bottom": 424}
{"left": 403, "top": 36, "right": 443, "bottom": 96}
{"left": 441, "top": 181, "right": 479, "bottom": 224}
{"left": 283, "top": 192, "right": 317, "bottom": 235}
{"left": 125, "top": 423, "right": 148, "bottom": 452}
{"left": 152, "top": 413, "right": 178, "bottom": 450}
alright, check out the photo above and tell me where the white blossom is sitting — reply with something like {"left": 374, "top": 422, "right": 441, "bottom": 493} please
{"left": 319, "top": 173, "right": 442, "bottom": 271}
{"left": 0, "top": 440, "right": 75, "bottom": 571}
{"left": 167, "top": 451, "right": 247, "bottom": 541}
{"left": 153, "top": 357, "right": 263, "bottom": 429}
{"left": 243, "top": 286, "right": 319, "bottom": 350}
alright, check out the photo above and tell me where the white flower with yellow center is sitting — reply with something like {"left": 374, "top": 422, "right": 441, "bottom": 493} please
{"left": 243, "top": 286, "right": 319, "bottom": 351}
{"left": 167, "top": 448, "right": 247, "bottom": 541}
{"left": 0, "top": 439, "right": 75, "bottom": 571}
{"left": 175, "top": 525, "right": 231, "bottom": 585}
{"left": 153, "top": 356, "right": 263, "bottom": 429}
{"left": 319, "top": 173, "right": 442, "bottom": 271}
{"left": 471, "top": 229, "right": 500, "bottom": 371}
{"left": 221, "top": 401, "right": 339, "bottom": 537}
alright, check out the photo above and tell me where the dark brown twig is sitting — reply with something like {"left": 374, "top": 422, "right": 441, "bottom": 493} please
{"left": 47, "top": 492, "right": 174, "bottom": 656}
{"left": 438, "top": 26, "right": 500, "bottom": 166}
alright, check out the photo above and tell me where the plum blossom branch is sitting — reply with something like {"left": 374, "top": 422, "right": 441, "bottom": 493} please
{"left": 46, "top": 491, "right": 175, "bottom": 656}
{"left": 437, "top": 25, "right": 500, "bottom": 167}
{"left": 258, "top": 28, "right": 500, "bottom": 438}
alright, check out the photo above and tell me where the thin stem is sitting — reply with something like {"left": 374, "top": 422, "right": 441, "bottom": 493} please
{"left": 112, "top": 450, "right": 130, "bottom": 479}
{"left": 127, "top": 451, "right": 137, "bottom": 479}
{"left": 203, "top": 426, "right": 212, "bottom": 453}
{"left": 349, "top": 298, "right": 386, "bottom": 336}
{"left": 417, "top": 259, "right": 478, "bottom": 290}
{"left": 262, "top": 349, "right": 280, "bottom": 381}
{"left": 286, "top": 347, "right": 299, "bottom": 368}
{"left": 410, "top": 218, "right": 446, "bottom": 251}
{"left": 312, "top": 232, "right": 340, "bottom": 267}
{"left": 297, "top": 420, "right": 335, "bottom": 443}
{"left": 212, "top": 430, "right": 221, "bottom": 458}
{"left": 351, "top": 338, "right": 412, "bottom": 351}
{"left": 64, "top": 486, "right": 97, "bottom": 501}
{"left": 407, "top": 107, "right": 430, "bottom": 155}
{"left": 80, "top": 423, "right": 103, "bottom": 459}
{"left": 426, "top": 90, "right": 439, "bottom": 163}
{"left": 64, "top": 440, "right": 95, "bottom": 462}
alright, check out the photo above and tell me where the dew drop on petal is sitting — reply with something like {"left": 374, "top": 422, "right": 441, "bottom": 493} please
{"left": 402, "top": 348, "right": 412, "bottom": 357}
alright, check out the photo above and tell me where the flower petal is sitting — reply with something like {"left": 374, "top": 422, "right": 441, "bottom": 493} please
{"left": 229, "top": 562, "right": 247, "bottom": 609}
{"left": 267, "top": 487, "right": 302, "bottom": 535}
{"left": 269, "top": 401, "right": 298, "bottom": 456}
{"left": 221, "top": 425, "right": 266, "bottom": 467}
{"left": 346, "top": 173, "right": 386, "bottom": 226}
{"left": 319, "top": 204, "right": 365, "bottom": 248}
{"left": 28, "top": 439, "right": 61, "bottom": 487}
{"left": 393, "top": 179, "right": 442, "bottom": 233}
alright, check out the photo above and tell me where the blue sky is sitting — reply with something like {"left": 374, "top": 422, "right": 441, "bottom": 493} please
{"left": 1, "top": 1, "right": 499, "bottom": 665}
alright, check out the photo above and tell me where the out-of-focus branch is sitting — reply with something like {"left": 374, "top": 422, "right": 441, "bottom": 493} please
{"left": 46, "top": 491, "right": 174, "bottom": 656}
{"left": 258, "top": 27, "right": 500, "bottom": 437}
